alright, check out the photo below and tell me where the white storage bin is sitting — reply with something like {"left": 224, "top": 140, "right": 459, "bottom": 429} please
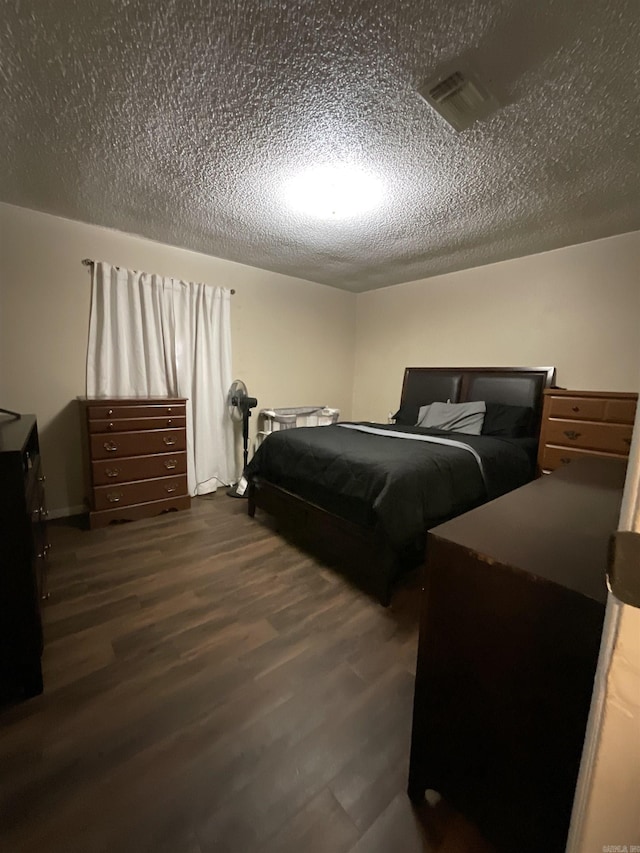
{"left": 260, "top": 406, "right": 340, "bottom": 433}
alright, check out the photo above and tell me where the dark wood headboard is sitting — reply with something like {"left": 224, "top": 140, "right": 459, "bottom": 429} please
{"left": 400, "top": 366, "right": 556, "bottom": 438}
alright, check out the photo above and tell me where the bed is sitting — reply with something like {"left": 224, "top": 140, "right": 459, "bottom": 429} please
{"left": 246, "top": 366, "right": 556, "bottom": 604}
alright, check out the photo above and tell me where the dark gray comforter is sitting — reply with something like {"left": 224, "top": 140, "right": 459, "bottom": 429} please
{"left": 246, "top": 422, "right": 534, "bottom": 555}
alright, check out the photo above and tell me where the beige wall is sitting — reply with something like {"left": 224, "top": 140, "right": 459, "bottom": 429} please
{"left": 2, "top": 201, "right": 639, "bottom": 515}
{"left": 0, "top": 202, "right": 356, "bottom": 514}
{"left": 353, "top": 231, "right": 640, "bottom": 420}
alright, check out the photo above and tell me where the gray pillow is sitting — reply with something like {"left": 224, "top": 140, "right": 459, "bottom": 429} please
{"left": 417, "top": 403, "right": 432, "bottom": 425}
{"left": 418, "top": 401, "right": 486, "bottom": 435}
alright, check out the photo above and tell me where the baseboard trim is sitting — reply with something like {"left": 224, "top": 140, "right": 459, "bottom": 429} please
{"left": 48, "top": 504, "right": 86, "bottom": 520}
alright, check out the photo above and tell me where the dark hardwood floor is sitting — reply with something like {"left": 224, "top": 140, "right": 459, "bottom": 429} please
{"left": 0, "top": 495, "right": 494, "bottom": 853}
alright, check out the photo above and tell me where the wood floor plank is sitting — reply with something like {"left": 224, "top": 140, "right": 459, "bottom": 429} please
{"left": 0, "top": 494, "right": 492, "bottom": 853}
{"left": 347, "top": 792, "right": 433, "bottom": 853}
{"left": 258, "top": 787, "right": 360, "bottom": 853}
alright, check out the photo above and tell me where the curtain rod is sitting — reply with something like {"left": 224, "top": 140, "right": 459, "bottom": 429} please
{"left": 81, "top": 258, "right": 235, "bottom": 294}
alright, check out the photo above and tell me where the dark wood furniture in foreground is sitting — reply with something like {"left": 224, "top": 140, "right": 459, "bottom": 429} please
{"left": 79, "top": 397, "right": 190, "bottom": 529}
{"left": 249, "top": 366, "right": 555, "bottom": 604}
{"left": 408, "top": 457, "right": 626, "bottom": 853}
{"left": 537, "top": 388, "right": 637, "bottom": 474}
{"left": 0, "top": 415, "right": 49, "bottom": 698}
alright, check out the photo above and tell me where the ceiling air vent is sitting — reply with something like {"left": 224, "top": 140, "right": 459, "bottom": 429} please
{"left": 418, "top": 68, "right": 499, "bottom": 132}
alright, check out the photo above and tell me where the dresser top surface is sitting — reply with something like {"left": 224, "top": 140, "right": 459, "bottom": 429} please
{"left": 77, "top": 397, "right": 187, "bottom": 405}
{"left": 544, "top": 389, "right": 638, "bottom": 400}
{"left": 429, "top": 458, "right": 627, "bottom": 603}
{"left": 0, "top": 414, "right": 36, "bottom": 454}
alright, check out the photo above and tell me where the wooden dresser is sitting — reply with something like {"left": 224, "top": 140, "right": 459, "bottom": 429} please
{"left": 79, "top": 398, "right": 191, "bottom": 529}
{"left": 537, "top": 388, "right": 637, "bottom": 474}
{"left": 408, "top": 458, "right": 626, "bottom": 853}
{"left": 0, "top": 415, "right": 49, "bottom": 699}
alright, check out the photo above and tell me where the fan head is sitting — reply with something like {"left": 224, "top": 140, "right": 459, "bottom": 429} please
{"left": 228, "top": 379, "right": 248, "bottom": 423}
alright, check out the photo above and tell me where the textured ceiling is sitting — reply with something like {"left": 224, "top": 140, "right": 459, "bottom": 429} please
{"left": 1, "top": 0, "right": 639, "bottom": 292}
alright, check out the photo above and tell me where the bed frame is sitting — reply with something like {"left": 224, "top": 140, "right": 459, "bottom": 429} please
{"left": 247, "top": 366, "right": 556, "bottom": 604}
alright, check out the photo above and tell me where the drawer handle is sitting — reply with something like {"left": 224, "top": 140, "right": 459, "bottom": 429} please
{"left": 107, "top": 492, "right": 123, "bottom": 503}
{"left": 107, "top": 422, "right": 114, "bottom": 430}
{"left": 104, "top": 441, "right": 119, "bottom": 452}
{"left": 560, "top": 457, "right": 572, "bottom": 464}
{"left": 105, "top": 467, "right": 120, "bottom": 478}
{"left": 572, "top": 406, "right": 580, "bottom": 412}
{"left": 163, "top": 436, "right": 177, "bottom": 446}
{"left": 165, "top": 486, "right": 177, "bottom": 494}
{"left": 164, "top": 459, "right": 178, "bottom": 470}
{"left": 167, "top": 408, "right": 172, "bottom": 413}
{"left": 167, "top": 419, "right": 173, "bottom": 426}
{"left": 38, "top": 474, "right": 46, "bottom": 483}
{"left": 563, "top": 430, "right": 581, "bottom": 440}
{"left": 107, "top": 409, "right": 113, "bottom": 416}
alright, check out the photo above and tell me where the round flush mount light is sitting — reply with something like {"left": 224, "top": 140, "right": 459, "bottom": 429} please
{"left": 284, "top": 165, "right": 383, "bottom": 220}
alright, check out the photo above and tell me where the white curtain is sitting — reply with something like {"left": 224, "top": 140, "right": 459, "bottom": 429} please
{"left": 86, "top": 262, "right": 234, "bottom": 495}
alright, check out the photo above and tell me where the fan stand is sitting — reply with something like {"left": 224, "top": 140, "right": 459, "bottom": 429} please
{"left": 227, "top": 407, "right": 252, "bottom": 498}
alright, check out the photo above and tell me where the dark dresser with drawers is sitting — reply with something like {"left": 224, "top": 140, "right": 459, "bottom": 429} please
{"left": 79, "top": 398, "right": 191, "bottom": 529}
{"left": 537, "top": 388, "right": 637, "bottom": 474}
{"left": 408, "top": 458, "right": 626, "bottom": 853}
{"left": 0, "top": 415, "right": 49, "bottom": 699}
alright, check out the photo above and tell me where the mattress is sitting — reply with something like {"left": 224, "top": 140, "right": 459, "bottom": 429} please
{"left": 245, "top": 422, "right": 535, "bottom": 557}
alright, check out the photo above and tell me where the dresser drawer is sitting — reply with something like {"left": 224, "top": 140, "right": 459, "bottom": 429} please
{"left": 90, "top": 429, "right": 187, "bottom": 459}
{"left": 547, "top": 396, "right": 606, "bottom": 421}
{"left": 91, "top": 452, "right": 188, "bottom": 486}
{"left": 540, "top": 444, "right": 626, "bottom": 472}
{"left": 88, "top": 416, "right": 186, "bottom": 433}
{"left": 89, "top": 494, "right": 190, "bottom": 528}
{"left": 87, "top": 403, "right": 186, "bottom": 420}
{"left": 605, "top": 398, "right": 637, "bottom": 424}
{"left": 546, "top": 395, "right": 637, "bottom": 424}
{"left": 93, "top": 474, "right": 188, "bottom": 510}
{"left": 544, "top": 420, "right": 633, "bottom": 454}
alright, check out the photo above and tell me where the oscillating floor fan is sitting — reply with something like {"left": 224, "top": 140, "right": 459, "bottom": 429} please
{"left": 226, "top": 379, "right": 258, "bottom": 498}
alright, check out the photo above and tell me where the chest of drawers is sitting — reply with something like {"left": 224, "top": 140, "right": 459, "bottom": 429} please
{"left": 408, "top": 458, "right": 626, "bottom": 853}
{"left": 0, "top": 415, "right": 49, "bottom": 699}
{"left": 537, "top": 389, "right": 637, "bottom": 475}
{"left": 79, "top": 398, "right": 191, "bottom": 529}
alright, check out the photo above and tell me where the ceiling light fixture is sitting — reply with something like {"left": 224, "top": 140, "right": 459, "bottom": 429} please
{"left": 284, "top": 165, "right": 383, "bottom": 220}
